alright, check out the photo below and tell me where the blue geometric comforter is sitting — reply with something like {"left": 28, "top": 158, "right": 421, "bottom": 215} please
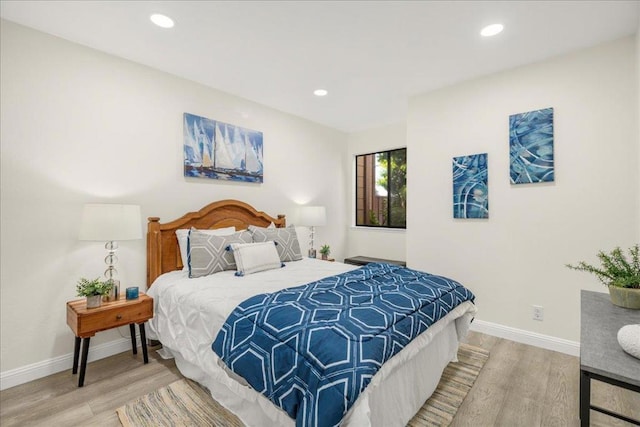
{"left": 212, "top": 263, "right": 475, "bottom": 427}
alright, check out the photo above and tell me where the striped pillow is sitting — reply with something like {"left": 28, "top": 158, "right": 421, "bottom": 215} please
{"left": 230, "top": 242, "right": 283, "bottom": 276}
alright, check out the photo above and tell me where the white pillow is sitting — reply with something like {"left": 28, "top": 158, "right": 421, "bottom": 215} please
{"left": 176, "top": 226, "right": 235, "bottom": 271}
{"left": 230, "top": 241, "right": 283, "bottom": 276}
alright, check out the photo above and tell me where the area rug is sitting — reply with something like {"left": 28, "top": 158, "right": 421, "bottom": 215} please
{"left": 406, "top": 343, "right": 489, "bottom": 426}
{"left": 117, "top": 343, "right": 489, "bottom": 427}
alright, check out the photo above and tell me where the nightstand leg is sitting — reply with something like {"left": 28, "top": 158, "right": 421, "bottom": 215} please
{"left": 78, "top": 337, "right": 91, "bottom": 387}
{"left": 129, "top": 323, "right": 137, "bottom": 355}
{"left": 72, "top": 336, "right": 81, "bottom": 374}
{"left": 139, "top": 323, "right": 148, "bottom": 364}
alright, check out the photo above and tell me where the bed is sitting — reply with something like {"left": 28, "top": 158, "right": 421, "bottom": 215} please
{"left": 145, "top": 200, "right": 477, "bottom": 427}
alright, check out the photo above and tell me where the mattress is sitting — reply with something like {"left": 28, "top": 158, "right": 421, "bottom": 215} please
{"left": 146, "top": 258, "right": 477, "bottom": 426}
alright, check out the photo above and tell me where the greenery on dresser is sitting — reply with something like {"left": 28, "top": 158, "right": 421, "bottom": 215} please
{"left": 76, "top": 277, "right": 113, "bottom": 296}
{"left": 566, "top": 244, "right": 640, "bottom": 289}
{"left": 319, "top": 245, "right": 331, "bottom": 256}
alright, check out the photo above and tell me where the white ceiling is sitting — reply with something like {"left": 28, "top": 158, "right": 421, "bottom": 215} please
{"left": 1, "top": 1, "right": 639, "bottom": 132}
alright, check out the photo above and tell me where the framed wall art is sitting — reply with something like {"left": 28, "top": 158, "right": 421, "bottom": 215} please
{"left": 509, "top": 107, "right": 554, "bottom": 184}
{"left": 183, "top": 112, "right": 264, "bottom": 183}
{"left": 453, "top": 153, "right": 489, "bottom": 219}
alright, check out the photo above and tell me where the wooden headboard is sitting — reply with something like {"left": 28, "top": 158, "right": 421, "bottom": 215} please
{"left": 147, "top": 199, "right": 286, "bottom": 286}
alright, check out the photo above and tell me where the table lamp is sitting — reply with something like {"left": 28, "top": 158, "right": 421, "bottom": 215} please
{"left": 79, "top": 204, "right": 142, "bottom": 300}
{"left": 298, "top": 206, "right": 326, "bottom": 258}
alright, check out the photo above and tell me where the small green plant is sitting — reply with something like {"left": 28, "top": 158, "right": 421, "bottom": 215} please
{"left": 319, "top": 245, "right": 331, "bottom": 256}
{"left": 566, "top": 244, "right": 640, "bottom": 289}
{"left": 76, "top": 277, "right": 113, "bottom": 297}
{"left": 368, "top": 210, "right": 380, "bottom": 226}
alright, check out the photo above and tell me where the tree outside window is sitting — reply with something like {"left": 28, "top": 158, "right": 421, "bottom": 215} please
{"left": 355, "top": 148, "right": 406, "bottom": 228}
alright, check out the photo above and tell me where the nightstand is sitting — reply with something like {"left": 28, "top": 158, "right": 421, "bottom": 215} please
{"left": 66, "top": 293, "right": 153, "bottom": 387}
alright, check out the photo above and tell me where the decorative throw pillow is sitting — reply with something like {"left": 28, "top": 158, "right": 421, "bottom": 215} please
{"left": 188, "top": 230, "right": 252, "bottom": 278}
{"left": 176, "top": 227, "right": 236, "bottom": 271}
{"left": 248, "top": 225, "right": 303, "bottom": 262}
{"left": 230, "top": 242, "right": 283, "bottom": 276}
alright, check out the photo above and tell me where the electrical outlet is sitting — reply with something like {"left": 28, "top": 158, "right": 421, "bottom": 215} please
{"left": 532, "top": 305, "right": 544, "bottom": 321}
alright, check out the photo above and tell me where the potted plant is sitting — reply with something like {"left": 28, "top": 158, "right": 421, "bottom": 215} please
{"left": 76, "top": 277, "right": 113, "bottom": 309}
{"left": 319, "top": 244, "right": 331, "bottom": 261}
{"left": 566, "top": 244, "right": 640, "bottom": 309}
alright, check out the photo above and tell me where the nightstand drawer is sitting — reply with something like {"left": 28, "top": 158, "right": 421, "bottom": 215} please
{"left": 80, "top": 301, "right": 152, "bottom": 334}
{"left": 68, "top": 296, "right": 153, "bottom": 337}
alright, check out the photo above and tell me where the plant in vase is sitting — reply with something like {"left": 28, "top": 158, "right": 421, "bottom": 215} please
{"left": 566, "top": 244, "right": 640, "bottom": 309}
{"left": 76, "top": 277, "right": 113, "bottom": 309}
{"left": 319, "top": 244, "right": 331, "bottom": 260}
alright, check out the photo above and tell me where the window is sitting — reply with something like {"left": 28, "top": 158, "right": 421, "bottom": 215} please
{"left": 355, "top": 148, "right": 406, "bottom": 228}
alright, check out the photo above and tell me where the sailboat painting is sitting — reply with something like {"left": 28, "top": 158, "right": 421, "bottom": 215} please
{"left": 183, "top": 112, "right": 264, "bottom": 183}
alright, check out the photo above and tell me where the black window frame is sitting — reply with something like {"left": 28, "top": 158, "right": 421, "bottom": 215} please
{"left": 355, "top": 147, "right": 406, "bottom": 229}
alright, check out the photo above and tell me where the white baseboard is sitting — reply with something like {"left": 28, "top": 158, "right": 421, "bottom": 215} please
{"left": 470, "top": 319, "right": 580, "bottom": 357}
{"left": 0, "top": 336, "right": 141, "bottom": 391}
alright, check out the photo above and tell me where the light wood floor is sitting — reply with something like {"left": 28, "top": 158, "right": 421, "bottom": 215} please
{"left": 457, "top": 333, "right": 639, "bottom": 427}
{"left": 1, "top": 331, "right": 638, "bottom": 426}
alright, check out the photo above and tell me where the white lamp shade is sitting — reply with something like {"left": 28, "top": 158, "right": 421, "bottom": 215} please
{"left": 298, "top": 206, "right": 326, "bottom": 227}
{"left": 78, "top": 204, "right": 142, "bottom": 241}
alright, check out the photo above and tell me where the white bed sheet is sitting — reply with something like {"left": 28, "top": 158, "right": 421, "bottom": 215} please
{"left": 147, "top": 258, "right": 477, "bottom": 426}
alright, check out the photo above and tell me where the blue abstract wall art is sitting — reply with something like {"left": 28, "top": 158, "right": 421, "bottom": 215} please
{"left": 183, "top": 112, "right": 264, "bottom": 183}
{"left": 453, "top": 153, "right": 488, "bottom": 219}
{"left": 509, "top": 107, "right": 554, "bottom": 184}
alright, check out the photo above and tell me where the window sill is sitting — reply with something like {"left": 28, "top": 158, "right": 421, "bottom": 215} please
{"left": 350, "top": 226, "right": 406, "bottom": 233}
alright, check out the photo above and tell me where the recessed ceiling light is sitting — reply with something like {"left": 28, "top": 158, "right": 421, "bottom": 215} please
{"left": 480, "top": 23, "right": 504, "bottom": 37}
{"left": 313, "top": 89, "right": 328, "bottom": 97}
{"left": 150, "top": 14, "right": 174, "bottom": 29}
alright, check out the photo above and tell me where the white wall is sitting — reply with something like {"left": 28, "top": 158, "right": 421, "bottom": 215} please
{"left": 637, "top": 23, "right": 640, "bottom": 237}
{"left": 407, "top": 37, "right": 638, "bottom": 343}
{"left": 0, "top": 21, "right": 348, "bottom": 379}
{"left": 346, "top": 123, "right": 407, "bottom": 262}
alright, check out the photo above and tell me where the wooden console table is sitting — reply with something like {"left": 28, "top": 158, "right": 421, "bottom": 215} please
{"left": 580, "top": 290, "right": 640, "bottom": 426}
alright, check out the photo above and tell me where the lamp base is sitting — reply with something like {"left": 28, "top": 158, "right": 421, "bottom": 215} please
{"left": 103, "top": 240, "right": 120, "bottom": 301}
{"left": 103, "top": 279, "right": 120, "bottom": 302}
{"left": 308, "top": 248, "right": 317, "bottom": 259}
